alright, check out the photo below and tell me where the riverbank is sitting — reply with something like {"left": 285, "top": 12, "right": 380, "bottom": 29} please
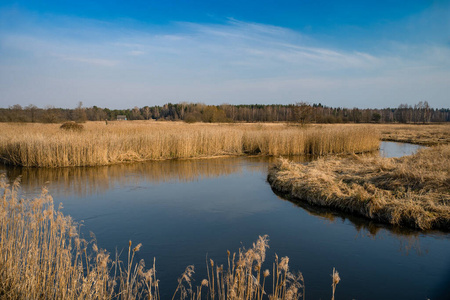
{"left": 378, "top": 123, "right": 450, "bottom": 146}
{"left": 268, "top": 144, "right": 450, "bottom": 230}
{"left": 0, "top": 122, "right": 379, "bottom": 167}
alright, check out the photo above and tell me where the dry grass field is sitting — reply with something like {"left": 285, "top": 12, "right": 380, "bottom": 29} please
{"left": 376, "top": 123, "right": 450, "bottom": 146}
{"left": 0, "top": 177, "right": 342, "bottom": 299}
{"left": 0, "top": 121, "right": 379, "bottom": 167}
{"left": 268, "top": 144, "right": 450, "bottom": 230}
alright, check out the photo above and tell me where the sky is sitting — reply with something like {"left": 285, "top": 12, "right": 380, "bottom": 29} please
{"left": 0, "top": 0, "right": 449, "bottom": 109}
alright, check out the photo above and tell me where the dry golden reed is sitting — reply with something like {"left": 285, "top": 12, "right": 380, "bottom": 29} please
{"left": 0, "top": 177, "right": 115, "bottom": 299}
{"left": 376, "top": 123, "right": 450, "bottom": 146}
{"left": 268, "top": 145, "right": 450, "bottom": 230}
{"left": 0, "top": 122, "right": 379, "bottom": 167}
{"left": 0, "top": 177, "right": 341, "bottom": 299}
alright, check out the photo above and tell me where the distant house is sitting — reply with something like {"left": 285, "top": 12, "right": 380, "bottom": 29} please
{"left": 117, "top": 115, "right": 127, "bottom": 121}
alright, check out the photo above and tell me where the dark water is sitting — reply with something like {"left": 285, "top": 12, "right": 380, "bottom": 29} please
{"left": 1, "top": 142, "right": 449, "bottom": 300}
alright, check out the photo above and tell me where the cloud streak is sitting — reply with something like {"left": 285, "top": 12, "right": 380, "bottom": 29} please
{"left": 55, "top": 54, "right": 118, "bottom": 67}
{"left": 0, "top": 8, "right": 449, "bottom": 108}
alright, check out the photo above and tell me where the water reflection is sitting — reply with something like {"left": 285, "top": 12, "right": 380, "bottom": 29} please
{"left": 0, "top": 142, "right": 448, "bottom": 300}
{"left": 0, "top": 142, "right": 418, "bottom": 198}
{"left": 272, "top": 190, "right": 444, "bottom": 255}
{"left": 0, "top": 155, "right": 313, "bottom": 198}
{"left": 379, "top": 141, "right": 425, "bottom": 158}
{"left": 1, "top": 157, "right": 264, "bottom": 197}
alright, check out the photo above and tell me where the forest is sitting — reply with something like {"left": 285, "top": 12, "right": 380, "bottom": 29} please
{"left": 1, "top": 101, "right": 448, "bottom": 123}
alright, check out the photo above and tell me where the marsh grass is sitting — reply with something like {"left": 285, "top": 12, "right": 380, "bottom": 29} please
{"left": 0, "top": 122, "right": 379, "bottom": 167}
{"left": 268, "top": 145, "right": 450, "bottom": 230}
{"left": 377, "top": 123, "right": 450, "bottom": 146}
{"left": 0, "top": 177, "right": 341, "bottom": 299}
{"left": 0, "top": 177, "right": 114, "bottom": 299}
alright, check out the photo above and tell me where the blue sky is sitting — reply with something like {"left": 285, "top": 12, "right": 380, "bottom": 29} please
{"left": 0, "top": 1, "right": 449, "bottom": 109}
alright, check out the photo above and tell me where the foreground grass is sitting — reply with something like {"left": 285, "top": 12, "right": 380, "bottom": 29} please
{"left": 268, "top": 145, "right": 450, "bottom": 230}
{"left": 0, "top": 122, "right": 379, "bottom": 167}
{"left": 0, "top": 177, "right": 341, "bottom": 299}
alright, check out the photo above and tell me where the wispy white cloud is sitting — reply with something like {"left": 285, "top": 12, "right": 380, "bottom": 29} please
{"left": 0, "top": 8, "right": 449, "bottom": 108}
{"left": 55, "top": 54, "right": 118, "bottom": 66}
{"left": 127, "top": 50, "right": 146, "bottom": 56}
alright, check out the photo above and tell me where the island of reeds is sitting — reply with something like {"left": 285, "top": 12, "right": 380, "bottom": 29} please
{"left": 377, "top": 123, "right": 450, "bottom": 146}
{"left": 0, "top": 177, "right": 341, "bottom": 299}
{"left": 268, "top": 144, "right": 450, "bottom": 230}
{"left": 0, "top": 122, "right": 379, "bottom": 168}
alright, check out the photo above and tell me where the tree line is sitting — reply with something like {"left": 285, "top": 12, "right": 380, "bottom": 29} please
{"left": 0, "top": 101, "right": 448, "bottom": 124}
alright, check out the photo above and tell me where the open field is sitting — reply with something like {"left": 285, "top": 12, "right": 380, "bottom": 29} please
{"left": 268, "top": 144, "right": 450, "bottom": 230}
{"left": 376, "top": 123, "right": 450, "bottom": 146}
{"left": 0, "top": 177, "right": 342, "bottom": 299}
{"left": 0, "top": 122, "right": 379, "bottom": 167}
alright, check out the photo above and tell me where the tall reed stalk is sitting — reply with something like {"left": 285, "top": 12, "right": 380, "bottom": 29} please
{"left": 0, "top": 176, "right": 341, "bottom": 299}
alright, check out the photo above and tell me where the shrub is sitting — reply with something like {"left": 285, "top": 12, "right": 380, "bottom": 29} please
{"left": 184, "top": 113, "right": 198, "bottom": 123}
{"left": 60, "top": 121, "right": 84, "bottom": 131}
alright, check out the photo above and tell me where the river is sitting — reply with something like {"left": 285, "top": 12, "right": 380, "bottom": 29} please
{"left": 1, "top": 141, "right": 448, "bottom": 299}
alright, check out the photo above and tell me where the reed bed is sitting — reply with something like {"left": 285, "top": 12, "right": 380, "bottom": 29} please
{"left": 0, "top": 122, "right": 379, "bottom": 167}
{"left": 268, "top": 145, "right": 450, "bottom": 230}
{"left": 0, "top": 177, "right": 341, "bottom": 299}
{"left": 376, "top": 123, "right": 450, "bottom": 146}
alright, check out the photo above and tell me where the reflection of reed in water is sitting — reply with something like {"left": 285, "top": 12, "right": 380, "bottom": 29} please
{"left": 2, "top": 157, "right": 263, "bottom": 197}
{"left": 272, "top": 191, "right": 449, "bottom": 255}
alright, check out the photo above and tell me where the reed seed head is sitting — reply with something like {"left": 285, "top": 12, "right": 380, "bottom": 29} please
{"left": 332, "top": 270, "right": 341, "bottom": 285}
{"left": 133, "top": 243, "right": 142, "bottom": 252}
{"left": 279, "top": 257, "right": 289, "bottom": 272}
